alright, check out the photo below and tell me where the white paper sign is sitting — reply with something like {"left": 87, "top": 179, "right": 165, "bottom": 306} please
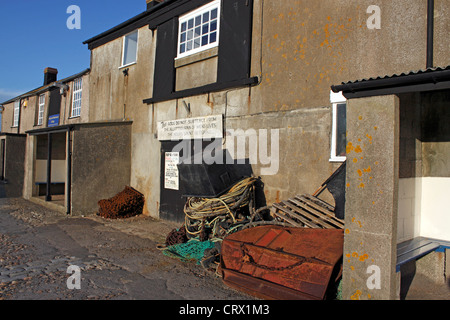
{"left": 157, "top": 115, "right": 223, "bottom": 141}
{"left": 164, "top": 152, "right": 179, "bottom": 190}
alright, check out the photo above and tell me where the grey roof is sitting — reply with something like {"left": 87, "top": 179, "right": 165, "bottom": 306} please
{"left": 331, "top": 66, "right": 450, "bottom": 98}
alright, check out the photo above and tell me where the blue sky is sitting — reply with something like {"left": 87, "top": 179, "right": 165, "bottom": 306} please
{"left": 0, "top": 0, "right": 147, "bottom": 103}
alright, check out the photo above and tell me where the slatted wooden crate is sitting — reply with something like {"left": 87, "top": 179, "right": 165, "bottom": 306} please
{"left": 270, "top": 194, "right": 344, "bottom": 229}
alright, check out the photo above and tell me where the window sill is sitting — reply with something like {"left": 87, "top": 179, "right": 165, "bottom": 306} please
{"left": 119, "top": 62, "right": 136, "bottom": 69}
{"left": 329, "top": 156, "right": 346, "bottom": 163}
{"left": 175, "top": 47, "right": 218, "bottom": 68}
{"left": 69, "top": 116, "right": 80, "bottom": 119}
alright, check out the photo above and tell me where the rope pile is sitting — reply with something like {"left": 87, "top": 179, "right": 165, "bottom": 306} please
{"left": 159, "top": 177, "right": 277, "bottom": 275}
{"left": 184, "top": 177, "right": 258, "bottom": 242}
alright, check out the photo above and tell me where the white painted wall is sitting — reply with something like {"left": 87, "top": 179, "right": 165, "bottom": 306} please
{"left": 420, "top": 177, "right": 450, "bottom": 241}
{"left": 398, "top": 177, "right": 450, "bottom": 243}
{"left": 397, "top": 178, "right": 422, "bottom": 243}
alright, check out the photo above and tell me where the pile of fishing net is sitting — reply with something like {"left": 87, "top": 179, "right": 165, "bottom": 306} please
{"left": 97, "top": 186, "right": 145, "bottom": 219}
{"left": 183, "top": 177, "right": 261, "bottom": 241}
{"left": 159, "top": 177, "right": 272, "bottom": 274}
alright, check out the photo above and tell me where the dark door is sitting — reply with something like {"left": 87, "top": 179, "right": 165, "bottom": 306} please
{"left": 160, "top": 139, "right": 216, "bottom": 222}
{"left": 160, "top": 140, "right": 191, "bottom": 222}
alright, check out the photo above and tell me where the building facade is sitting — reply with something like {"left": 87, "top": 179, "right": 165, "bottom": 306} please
{"left": 1, "top": 0, "right": 449, "bottom": 300}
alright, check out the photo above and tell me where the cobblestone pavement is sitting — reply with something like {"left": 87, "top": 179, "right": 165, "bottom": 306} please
{"left": 0, "top": 197, "right": 253, "bottom": 300}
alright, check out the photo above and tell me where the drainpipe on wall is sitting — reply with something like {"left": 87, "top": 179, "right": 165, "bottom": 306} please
{"left": 66, "top": 127, "right": 72, "bottom": 215}
{"left": 426, "top": 0, "right": 434, "bottom": 69}
{"left": 46, "top": 133, "right": 52, "bottom": 202}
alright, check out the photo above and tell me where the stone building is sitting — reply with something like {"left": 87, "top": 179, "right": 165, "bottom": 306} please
{"left": 1, "top": 0, "right": 449, "bottom": 300}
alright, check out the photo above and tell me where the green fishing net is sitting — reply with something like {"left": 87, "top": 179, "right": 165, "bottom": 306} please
{"left": 162, "top": 240, "right": 216, "bottom": 264}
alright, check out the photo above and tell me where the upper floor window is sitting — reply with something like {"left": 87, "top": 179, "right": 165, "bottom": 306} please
{"left": 13, "top": 100, "right": 20, "bottom": 127}
{"left": 38, "top": 94, "right": 45, "bottom": 125}
{"left": 71, "top": 77, "right": 83, "bottom": 118}
{"left": 177, "top": 0, "right": 220, "bottom": 59}
{"left": 121, "top": 31, "right": 138, "bottom": 67}
{"left": 330, "top": 91, "right": 347, "bottom": 162}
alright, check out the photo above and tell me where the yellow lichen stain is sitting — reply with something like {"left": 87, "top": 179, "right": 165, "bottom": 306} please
{"left": 352, "top": 252, "right": 359, "bottom": 258}
{"left": 345, "top": 228, "right": 350, "bottom": 234}
{"left": 354, "top": 145, "right": 363, "bottom": 153}
{"left": 346, "top": 142, "right": 354, "bottom": 154}
{"left": 374, "top": 126, "right": 378, "bottom": 130}
{"left": 350, "top": 266, "right": 355, "bottom": 271}
{"left": 359, "top": 254, "right": 369, "bottom": 262}
{"left": 351, "top": 290, "right": 362, "bottom": 300}
{"left": 364, "top": 166, "right": 372, "bottom": 173}
{"left": 273, "top": 34, "right": 279, "bottom": 39}
{"left": 358, "top": 116, "right": 363, "bottom": 121}
{"left": 357, "top": 169, "right": 363, "bottom": 177}
{"left": 351, "top": 218, "right": 362, "bottom": 228}
{"left": 359, "top": 183, "right": 365, "bottom": 188}
{"left": 346, "top": 183, "right": 350, "bottom": 188}
{"left": 353, "top": 158, "right": 358, "bottom": 163}
{"left": 366, "top": 134, "right": 373, "bottom": 144}
{"left": 346, "top": 253, "right": 351, "bottom": 258}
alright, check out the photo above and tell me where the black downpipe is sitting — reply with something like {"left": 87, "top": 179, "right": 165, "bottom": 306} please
{"left": 66, "top": 128, "right": 72, "bottom": 215}
{"left": 46, "top": 133, "right": 52, "bottom": 202}
{"left": 427, "top": 0, "right": 434, "bottom": 69}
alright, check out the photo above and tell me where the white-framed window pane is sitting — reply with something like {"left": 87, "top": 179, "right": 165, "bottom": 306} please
{"left": 38, "top": 94, "right": 45, "bottom": 125}
{"left": 122, "top": 31, "right": 138, "bottom": 66}
{"left": 330, "top": 91, "right": 347, "bottom": 162}
{"left": 177, "top": 0, "right": 220, "bottom": 58}
{"left": 13, "top": 100, "right": 20, "bottom": 127}
{"left": 335, "top": 103, "right": 347, "bottom": 157}
{"left": 71, "top": 77, "right": 83, "bottom": 117}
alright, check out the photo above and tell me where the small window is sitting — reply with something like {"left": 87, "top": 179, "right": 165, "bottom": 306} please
{"left": 177, "top": 0, "right": 220, "bottom": 59}
{"left": 13, "top": 100, "right": 20, "bottom": 127}
{"left": 121, "top": 31, "right": 138, "bottom": 67}
{"left": 330, "top": 91, "right": 347, "bottom": 162}
{"left": 71, "top": 77, "right": 83, "bottom": 118}
{"left": 37, "top": 94, "right": 45, "bottom": 125}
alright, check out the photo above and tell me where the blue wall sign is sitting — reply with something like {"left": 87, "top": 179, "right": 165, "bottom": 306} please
{"left": 48, "top": 114, "right": 60, "bottom": 127}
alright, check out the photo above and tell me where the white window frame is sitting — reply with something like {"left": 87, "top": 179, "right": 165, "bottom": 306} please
{"left": 13, "top": 100, "right": 20, "bottom": 127}
{"left": 71, "top": 77, "right": 83, "bottom": 118}
{"left": 120, "top": 30, "right": 139, "bottom": 68}
{"left": 38, "top": 94, "right": 45, "bottom": 125}
{"left": 176, "top": 0, "right": 221, "bottom": 60}
{"left": 330, "top": 90, "right": 347, "bottom": 162}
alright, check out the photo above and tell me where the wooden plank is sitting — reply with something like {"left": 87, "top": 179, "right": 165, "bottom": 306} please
{"left": 297, "top": 195, "right": 344, "bottom": 226}
{"left": 271, "top": 205, "right": 303, "bottom": 228}
{"left": 273, "top": 203, "right": 318, "bottom": 228}
{"left": 289, "top": 198, "right": 343, "bottom": 229}
{"left": 397, "top": 237, "right": 433, "bottom": 256}
{"left": 304, "top": 194, "right": 335, "bottom": 212}
{"left": 397, "top": 242, "right": 441, "bottom": 268}
{"left": 282, "top": 200, "right": 333, "bottom": 229}
{"left": 298, "top": 195, "right": 341, "bottom": 221}
{"left": 272, "top": 203, "right": 319, "bottom": 228}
